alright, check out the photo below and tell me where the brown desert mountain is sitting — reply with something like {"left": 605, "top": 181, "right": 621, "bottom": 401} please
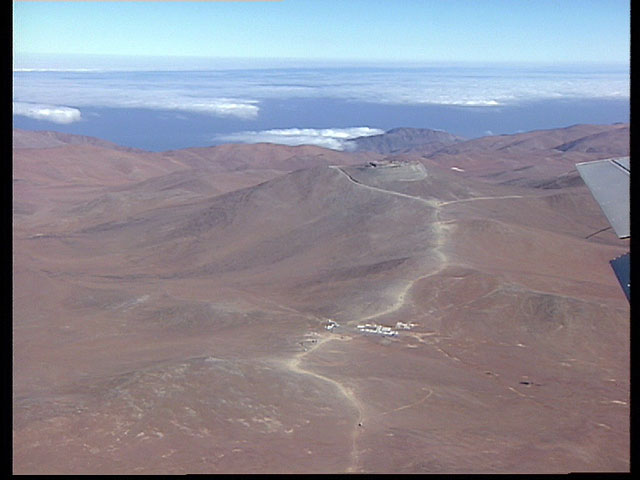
{"left": 13, "top": 127, "right": 143, "bottom": 152}
{"left": 422, "top": 123, "right": 629, "bottom": 187}
{"left": 13, "top": 124, "right": 629, "bottom": 474}
{"left": 349, "top": 127, "right": 466, "bottom": 154}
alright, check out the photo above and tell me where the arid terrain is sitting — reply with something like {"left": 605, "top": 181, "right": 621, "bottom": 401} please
{"left": 13, "top": 123, "right": 629, "bottom": 474}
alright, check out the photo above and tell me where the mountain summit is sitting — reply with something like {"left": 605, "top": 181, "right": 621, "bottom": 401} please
{"left": 349, "top": 127, "right": 466, "bottom": 154}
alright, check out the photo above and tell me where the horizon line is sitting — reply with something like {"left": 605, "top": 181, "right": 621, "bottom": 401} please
{"left": 13, "top": 53, "right": 630, "bottom": 70}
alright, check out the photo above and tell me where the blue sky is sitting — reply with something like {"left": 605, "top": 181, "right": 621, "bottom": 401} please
{"left": 13, "top": 0, "right": 630, "bottom": 65}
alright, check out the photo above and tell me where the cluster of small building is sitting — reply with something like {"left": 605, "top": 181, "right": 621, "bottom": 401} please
{"left": 394, "top": 321, "right": 417, "bottom": 330}
{"left": 356, "top": 323, "right": 398, "bottom": 336}
{"left": 355, "top": 321, "right": 418, "bottom": 337}
{"left": 323, "top": 319, "right": 417, "bottom": 337}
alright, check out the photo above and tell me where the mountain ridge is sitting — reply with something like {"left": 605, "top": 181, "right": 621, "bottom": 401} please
{"left": 349, "top": 127, "right": 466, "bottom": 154}
{"left": 13, "top": 122, "right": 630, "bottom": 474}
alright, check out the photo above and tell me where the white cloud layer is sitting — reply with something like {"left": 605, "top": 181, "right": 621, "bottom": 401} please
{"left": 13, "top": 64, "right": 628, "bottom": 121}
{"left": 156, "top": 98, "right": 259, "bottom": 119}
{"left": 13, "top": 74, "right": 260, "bottom": 120}
{"left": 216, "top": 127, "right": 384, "bottom": 150}
{"left": 13, "top": 102, "right": 82, "bottom": 124}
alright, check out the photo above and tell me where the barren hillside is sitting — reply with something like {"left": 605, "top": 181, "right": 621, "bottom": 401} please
{"left": 13, "top": 125, "right": 629, "bottom": 474}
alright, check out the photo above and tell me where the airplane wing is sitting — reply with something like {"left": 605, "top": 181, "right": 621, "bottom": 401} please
{"left": 610, "top": 252, "right": 630, "bottom": 302}
{"left": 576, "top": 157, "right": 629, "bottom": 238}
{"left": 576, "top": 156, "right": 630, "bottom": 301}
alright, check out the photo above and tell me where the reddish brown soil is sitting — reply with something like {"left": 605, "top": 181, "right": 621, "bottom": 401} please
{"left": 13, "top": 125, "right": 629, "bottom": 473}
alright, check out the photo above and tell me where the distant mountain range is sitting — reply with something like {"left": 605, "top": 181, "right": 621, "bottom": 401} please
{"left": 349, "top": 127, "right": 467, "bottom": 154}
{"left": 13, "top": 128, "right": 143, "bottom": 152}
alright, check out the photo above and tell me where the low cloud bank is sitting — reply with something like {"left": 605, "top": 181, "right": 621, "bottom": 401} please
{"left": 216, "top": 127, "right": 384, "bottom": 150}
{"left": 13, "top": 64, "right": 628, "bottom": 122}
{"left": 164, "top": 99, "right": 259, "bottom": 119}
{"left": 13, "top": 102, "right": 82, "bottom": 124}
{"left": 13, "top": 73, "right": 260, "bottom": 120}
